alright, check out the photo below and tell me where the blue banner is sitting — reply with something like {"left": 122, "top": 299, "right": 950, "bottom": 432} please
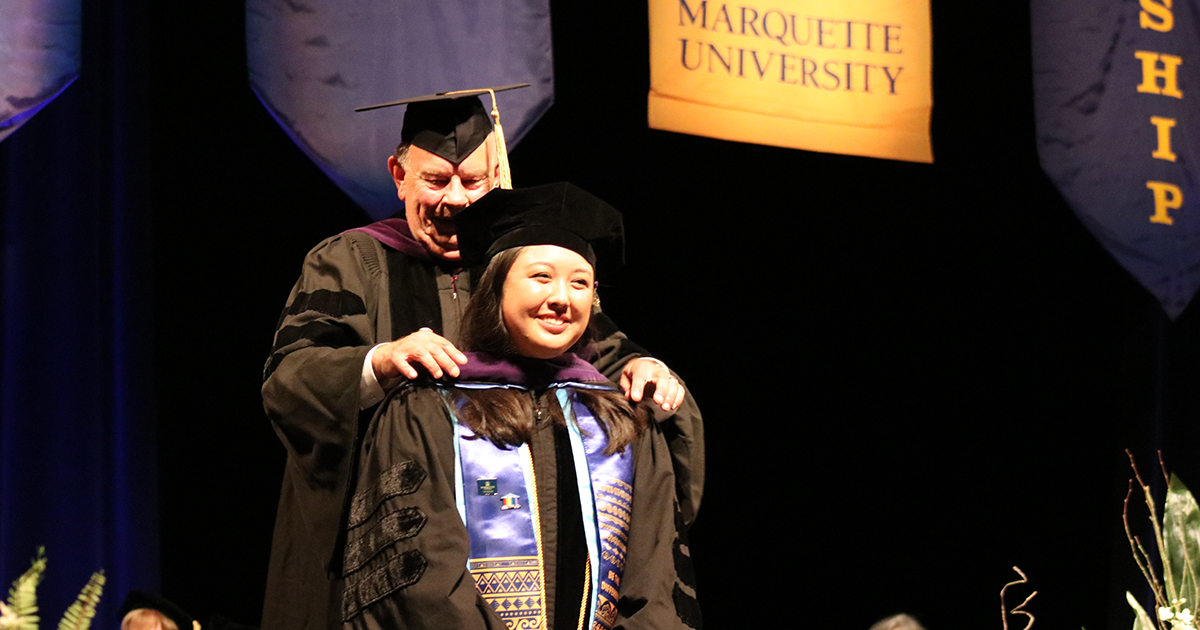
{"left": 246, "top": 0, "right": 554, "bottom": 220}
{"left": 0, "top": 0, "right": 80, "bottom": 143}
{"left": 1033, "top": 0, "right": 1200, "bottom": 318}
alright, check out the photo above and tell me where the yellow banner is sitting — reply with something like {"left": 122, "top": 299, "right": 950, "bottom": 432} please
{"left": 649, "top": 0, "right": 933, "bottom": 162}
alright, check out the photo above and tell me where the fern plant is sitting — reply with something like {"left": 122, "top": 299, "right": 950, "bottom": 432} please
{"left": 0, "top": 549, "right": 104, "bottom": 630}
{"left": 56, "top": 571, "right": 104, "bottom": 630}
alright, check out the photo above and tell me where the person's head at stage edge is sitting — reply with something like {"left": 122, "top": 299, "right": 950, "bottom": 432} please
{"left": 118, "top": 592, "right": 195, "bottom": 630}
{"left": 456, "top": 182, "right": 624, "bottom": 362}
{"left": 388, "top": 95, "right": 499, "bottom": 261}
{"left": 122, "top": 609, "right": 178, "bottom": 630}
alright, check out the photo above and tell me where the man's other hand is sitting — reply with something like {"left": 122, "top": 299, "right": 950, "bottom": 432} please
{"left": 620, "top": 357, "right": 685, "bottom": 414}
{"left": 373, "top": 327, "right": 468, "bottom": 380}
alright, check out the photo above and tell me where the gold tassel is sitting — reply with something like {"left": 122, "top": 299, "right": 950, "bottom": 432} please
{"left": 486, "top": 89, "right": 514, "bottom": 189}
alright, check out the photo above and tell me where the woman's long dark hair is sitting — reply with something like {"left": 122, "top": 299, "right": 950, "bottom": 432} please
{"left": 454, "top": 247, "right": 647, "bottom": 454}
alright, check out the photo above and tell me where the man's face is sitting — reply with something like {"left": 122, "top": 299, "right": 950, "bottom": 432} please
{"left": 389, "top": 139, "right": 496, "bottom": 261}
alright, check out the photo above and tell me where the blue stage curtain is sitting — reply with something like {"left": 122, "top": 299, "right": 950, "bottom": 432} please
{"left": 0, "top": 0, "right": 157, "bottom": 624}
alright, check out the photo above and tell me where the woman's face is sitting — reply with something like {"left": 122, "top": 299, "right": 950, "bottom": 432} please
{"left": 501, "top": 245, "right": 594, "bottom": 359}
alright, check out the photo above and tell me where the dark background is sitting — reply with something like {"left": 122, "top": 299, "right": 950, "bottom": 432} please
{"left": 6, "top": 1, "right": 1198, "bottom": 629}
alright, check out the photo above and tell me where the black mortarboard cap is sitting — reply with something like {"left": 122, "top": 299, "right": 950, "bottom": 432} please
{"left": 456, "top": 183, "right": 624, "bottom": 276}
{"left": 355, "top": 84, "right": 529, "bottom": 167}
{"left": 400, "top": 96, "right": 490, "bottom": 165}
{"left": 118, "top": 591, "right": 194, "bottom": 630}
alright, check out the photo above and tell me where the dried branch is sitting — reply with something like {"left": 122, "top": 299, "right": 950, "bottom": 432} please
{"left": 1132, "top": 448, "right": 1171, "bottom": 602}
{"left": 1001, "top": 566, "right": 1036, "bottom": 630}
{"left": 1130, "top": 450, "right": 1177, "bottom": 609}
{"left": 1126, "top": 451, "right": 1184, "bottom": 630}
{"left": 1127, "top": 482, "right": 1168, "bottom": 612}
{"left": 1160, "top": 451, "right": 1170, "bottom": 488}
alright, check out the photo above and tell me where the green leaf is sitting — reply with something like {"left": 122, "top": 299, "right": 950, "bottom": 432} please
{"left": 1127, "top": 591, "right": 1156, "bottom": 630}
{"left": 6, "top": 549, "right": 45, "bottom": 630}
{"left": 1163, "top": 474, "right": 1200, "bottom": 611}
{"left": 56, "top": 571, "right": 104, "bottom": 630}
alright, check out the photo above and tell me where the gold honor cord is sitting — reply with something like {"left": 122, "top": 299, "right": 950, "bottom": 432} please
{"left": 439, "top": 87, "right": 513, "bottom": 190}
{"left": 521, "top": 444, "right": 549, "bottom": 630}
{"left": 576, "top": 554, "right": 591, "bottom": 630}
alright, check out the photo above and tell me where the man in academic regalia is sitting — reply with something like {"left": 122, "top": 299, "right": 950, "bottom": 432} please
{"left": 260, "top": 90, "right": 704, "bottom": 630}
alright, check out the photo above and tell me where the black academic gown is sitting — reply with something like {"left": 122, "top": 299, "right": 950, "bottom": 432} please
{"left": 340, "top": 357, "right": 697, "bottom": 630}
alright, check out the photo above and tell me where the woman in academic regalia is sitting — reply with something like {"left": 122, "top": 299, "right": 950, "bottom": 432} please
{"left": 339, "top": 183, "right": 699, "bottom": 630}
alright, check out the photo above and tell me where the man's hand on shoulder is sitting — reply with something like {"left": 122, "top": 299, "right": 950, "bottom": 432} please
{"left": 620, "top": 357, "right": 685, "bottom": 415}
{"left": 373, "top": 328, "right": 468, "bottom": 380}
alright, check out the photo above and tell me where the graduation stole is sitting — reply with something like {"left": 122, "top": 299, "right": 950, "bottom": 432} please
{"left": 446, "top": 383, "right": 634, "bottom": 630}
